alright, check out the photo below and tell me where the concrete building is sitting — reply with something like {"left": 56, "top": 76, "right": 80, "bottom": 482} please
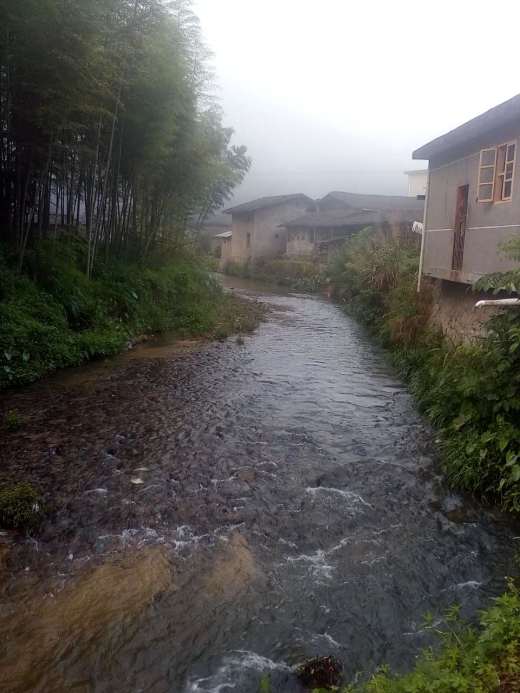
{"left": 405, "top": 169, "right": 428, "bottom": 198}
{"left": 285, "top": 192, "right": 424, "bottom": 260}
{"left": 413, "top": 92, "right": 520, "bottom": 340}
{"left": 224, "top": 194, "right": 313, "bottom": 264}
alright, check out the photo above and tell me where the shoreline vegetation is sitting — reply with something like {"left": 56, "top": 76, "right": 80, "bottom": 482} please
{"left": 223, "top": 257, "right": 326, "bottom": 293}
{"left": 0, "top": 239, "right": 266, "bottom": 391}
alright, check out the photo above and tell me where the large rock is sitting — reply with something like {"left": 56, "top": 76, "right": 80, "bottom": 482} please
{"left": 296, "top": 655, "right": 343, "bottom": 689}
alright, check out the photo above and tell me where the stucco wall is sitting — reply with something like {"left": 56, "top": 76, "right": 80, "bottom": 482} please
{"left": 252, "top": 201, "right": 309, "bottom": 260}
{"left": 287, "top": 229, "right": 315, "bottom": 257}
{"left": 219, "top": 238, "right": 233, "bottom": 270}
{"left": 230, "top": 214, "right": 254, "bottom": 263}
{"left": 230, "top": 200, "right": 310, "bottom": 263}
{"left": 423, "top": 125, "right": 520, "bottom": 283}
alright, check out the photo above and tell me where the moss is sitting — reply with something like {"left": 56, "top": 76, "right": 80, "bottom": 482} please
{"left": 0, "top": 483, "right": 44, "bottom": 530}
{"left": 4, "top": 410, "right": 23, "bottom": 432}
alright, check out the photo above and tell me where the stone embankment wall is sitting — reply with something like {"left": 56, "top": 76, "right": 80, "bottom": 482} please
{"left": 425, "top": 278, "right": 500, "bottom": 343}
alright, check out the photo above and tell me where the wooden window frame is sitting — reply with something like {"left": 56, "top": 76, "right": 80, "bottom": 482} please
{"left": 478, "top": 141, "right": 516, "bottom": 203}
{"left": 495, "top": 141, "right": 516, "bottom": 202}
{"left": 477, "top": 148, "right": 497, "bottom": 202}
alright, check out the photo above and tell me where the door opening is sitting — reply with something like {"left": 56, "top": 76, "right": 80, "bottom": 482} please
{"left": 452, "top": 184, "right": 469, "bottom": 271}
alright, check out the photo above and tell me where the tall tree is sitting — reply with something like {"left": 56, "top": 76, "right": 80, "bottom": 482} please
{"left": 0, "top": 0, "right": 250, "bottom": 272}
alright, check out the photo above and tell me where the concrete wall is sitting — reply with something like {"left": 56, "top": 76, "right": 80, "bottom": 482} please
{"left": 230, "top": 200, "right": 310, "bottom": 263}
{"left": 423, "top": 123, "right": 520, "bottom": 284}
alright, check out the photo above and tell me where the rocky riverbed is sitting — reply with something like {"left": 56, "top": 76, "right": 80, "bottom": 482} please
{"left": 0, "top": 277, "right": 517, "bottom": 692}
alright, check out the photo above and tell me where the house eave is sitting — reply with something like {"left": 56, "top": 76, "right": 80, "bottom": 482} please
{"left": 413, "top": 92, "right": 520, "bottom": 160}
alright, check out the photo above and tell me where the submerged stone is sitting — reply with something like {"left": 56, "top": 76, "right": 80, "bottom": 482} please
{"left": 296, "top": 655, "right": 343, "bottom": 689}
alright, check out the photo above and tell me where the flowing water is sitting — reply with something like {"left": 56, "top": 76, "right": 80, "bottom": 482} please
{"left": 0, "top": 277, "right": 518, "bottom": 692}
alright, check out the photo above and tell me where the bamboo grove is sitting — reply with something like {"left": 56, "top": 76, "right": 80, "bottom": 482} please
{"left": 0, "top": 0, "right": 250, "bottom": 275}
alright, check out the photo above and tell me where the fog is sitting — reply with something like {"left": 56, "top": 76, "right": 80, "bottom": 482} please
{"left": 194, "top": 0, "right": 520, "bottom": 204}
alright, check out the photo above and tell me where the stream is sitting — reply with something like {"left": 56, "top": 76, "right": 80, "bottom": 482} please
{"left": 0, "top": 276, "right": 517, "bottom": 692}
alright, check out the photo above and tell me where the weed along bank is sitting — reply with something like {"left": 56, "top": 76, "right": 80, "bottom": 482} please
{"left": 414, "top": 93, "right": 520, "bottom": 341}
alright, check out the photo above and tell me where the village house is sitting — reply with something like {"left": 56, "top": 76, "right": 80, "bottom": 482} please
{"left": 223, "top": 194, "right": 313, "bottom": 267}
{"left": 413, "top": 93, "right": 520, "bottom": 339}
{"left": 284, "top": 192, "right": 424, "bottom": 260}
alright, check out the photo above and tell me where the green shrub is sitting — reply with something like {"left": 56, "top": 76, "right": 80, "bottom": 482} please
{"left": 328, "top": 228, "right": 423, "bottom": 337}
{"left": 0, "top": 483, "right": 44, "bottom": 530}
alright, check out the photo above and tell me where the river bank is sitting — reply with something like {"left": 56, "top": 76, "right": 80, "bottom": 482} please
{"left": 0, "top": 278, "right": 517, "bottom": 692}
{"left": 0, "top": 240, "right": 266, "bottom": 390}
{"left": 223, "top": 256, "right": 326, "bottom": 293}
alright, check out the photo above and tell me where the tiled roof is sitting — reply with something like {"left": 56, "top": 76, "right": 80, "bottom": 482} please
{"left": 413, "top": 92, "right": 520, "bottom": 160}
{"left": 224, "top": 194, "right": 313, "bottom": 215}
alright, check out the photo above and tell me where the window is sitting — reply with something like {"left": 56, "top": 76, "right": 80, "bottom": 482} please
{"left": 478, "top": 142, "right": 516, "bottom": 202}
{"left": 246, "top": 232, "right": 251, "bottom": 248}
{"left": 496, "top": 143, "right": 516, "bottom": 201}
{"left": 477, "top": 148, "right": 496, "bottom": 201}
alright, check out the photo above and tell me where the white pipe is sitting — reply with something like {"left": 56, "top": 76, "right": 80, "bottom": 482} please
{"left": 417, "top": 169, "right": 430, "bottom": 293}
{"left": 475, "top": 299, "right": 520, "bottom": 308}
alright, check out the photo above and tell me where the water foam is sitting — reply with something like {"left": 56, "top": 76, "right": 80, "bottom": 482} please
{"left": 306, "top": 486, "right": 373, "bottom": 509}
{"left": 186, "top": 650, "right": 290, "bottom": 692}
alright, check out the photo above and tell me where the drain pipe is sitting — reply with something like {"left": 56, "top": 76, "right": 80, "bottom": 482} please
{"left": 475, "top": 298, "right": 520, "bottom": 308}
{"left": 417, "top": 169, "right": 430, "bottom": 293}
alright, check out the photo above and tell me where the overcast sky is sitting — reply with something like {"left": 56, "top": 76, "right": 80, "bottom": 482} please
{"left": 193, "top": 0, "right": 520, "bottom": 204}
